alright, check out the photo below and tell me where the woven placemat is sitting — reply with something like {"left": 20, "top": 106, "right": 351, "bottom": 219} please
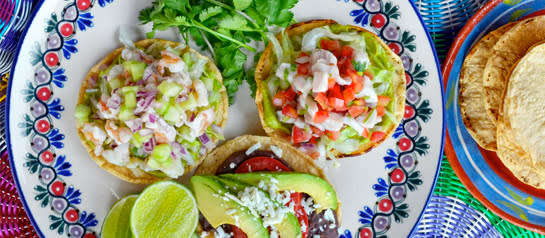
{"left": 1, "top": 0, "right": 544, "bottom": 237}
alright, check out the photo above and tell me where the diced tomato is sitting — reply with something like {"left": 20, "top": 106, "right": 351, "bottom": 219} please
{"left": 370, "top": 131, "right": 386, "bottom": 142}
{"left": 364, "top": 70, "right": 374, "bottom": 81}
{"left": 293, "top": 126, "right": 312, "bottom": 144}
{"left": 309, "top": 136, "right": 319, "bottom": 144}
{"left": 376, "top": 105, "right": 386, "bottom": 117}
{"left": 328, "top": 84, "right": 343, "bottom": 99}
{"left": 362, "top": 128, "right": 369, "bottom": 138}
{"left": 328, "top": 78, "right": 336, "bottom": 89}
{"left": 342, "top": 87, "right": 355, "bottom": 105}
{"left": 236, "top": 156, "right": 291, "bottom": 173}
{"left": 377, "top": 95, "right": 391, "bottom": 106}
{"left": 320, "top": 39, "right": 342, "bottom": 56}
{"left": 231, "top": 226, "right": 248, "bottom": 238}
{"left": 297, "top": 62, "right": 311, "bottom": 76}
{"left": 326, "top": 130, "right": 341, "bottom": 141}
{"left": 273, "top": 88, "right": 297, "bottom": 107}
{"left": 288, "top": 192, "right": 309, "bottom": 238}
{"left": 315, "top": 93, "right": 330, "bottom": 110}
{"left": 341, "top": 45, "right": 354, "bottom": 58}
{"left": 352, "top": 98, "right": 365, "bottom": 106}
{"left": 298, "top": 52, "right": 309, "bottom": 58}
{"left": 282, "top": 105, "right": 298, "bottom": 119}
{"left": 310, "top": 126, "right": 324, "bottom": 137}
{"left": 346, "top": 70, "right": 364, "bottom": 92}
{"left": 328, "top": 97, "right": 346, "bottom": 111}
{"left": 314, "top": 110, "right": 329, "bottom": 123}
{"left": 348, "top": 105, "right": 366, "bottom": 118}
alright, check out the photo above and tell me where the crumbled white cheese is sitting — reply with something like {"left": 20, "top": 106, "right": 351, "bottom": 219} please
{"left": 301, "top": 196, "right": 317, "bottom": 215}
{"left": 200, "top": 230, "right": 209, "bottom": 238}
{"left": 313, "top": 235, "right": 321, "bottom": 238}
{"left": 229, "top": 162, "right": 236, "bottom": 169}
{"left": 214, "top": 226, "right": 233, "bottom": 238}
{"left": 246, "top": 142, "right": 262, "bottom": 155}
{"left": 324, "top": 209, "right": 336, "bottom": 225}
{"left": 236, "top": 187, "right": 289, "bottom": 228}
{"left": 269, "top": 145, "right": 283, "bottom": 158}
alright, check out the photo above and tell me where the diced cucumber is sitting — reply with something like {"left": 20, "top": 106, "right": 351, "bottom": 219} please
{"left": 157, "top": 81, "right": 183, "bottom": 98}
{"left": 118, "top": 105, "right": 135, "bottom": 121}
{"left": 124, "top": 91, "right": 136, "bottom": 109}
{"left": 108, "top": 78, "right": 122, "bottom": 90}
{"left": 123, "top": 61, "right": 147, "bottom": 82}
{"left": 75, "top": 104, "right": 90, "bottom": 124}
{"left": 182, "top": 52, "right": 193, "bottom": 68}
{"left": 179, "top": 93, "right": 197, "bottom": 111}
{"left": 164, "top": 106, "right": 182, "bottom": 124}
{"left": 176, "top": 126, "right": 193, "bottom": 142}
{"left": 156, "top": 97, "right": 172, "bottom": 116}
{"left": 151, "top": 144, "right": 172, "bottom": 163}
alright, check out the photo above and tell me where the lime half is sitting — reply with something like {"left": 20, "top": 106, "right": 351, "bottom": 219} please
{"left": 130, "top": 181, "right": 198, "bottom": 238}
{"left": 101, "top": 194, "right": 138, "bottom": 238}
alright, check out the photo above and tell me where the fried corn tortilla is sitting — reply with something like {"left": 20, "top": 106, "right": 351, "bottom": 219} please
{"left": 195, "top": 135, "right": 325, "bottom": 178}
{"left": 459, "top": 23, "right": 515, "bottom": 151}
{"left": 500, "top": 42, "right": 545, "bottom": 182}
{"left": 483, "top": 15, "right": 545, "bottom": 122}
{"left": 77, "top": 39, "right": 228, "bottom": 184}
{"left": 255, "top": 20, "right": 405, "bottom": 158}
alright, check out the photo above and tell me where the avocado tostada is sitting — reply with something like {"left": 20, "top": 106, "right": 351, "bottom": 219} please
{"left": 255, "top": 20, "right": 405, "bottom": 159}
{"left": 75, "top": 39, "right": 228, "bottom": 184}
{"left": 191, "top": 135, "right": 340, "bottom": 238}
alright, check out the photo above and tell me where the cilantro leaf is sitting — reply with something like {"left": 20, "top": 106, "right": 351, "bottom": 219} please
{"left": 234, "top": 0, "right": 252, "bottom": 11}
{"left": 218, "top": 14, "right": 251, "bottom": 31}
{"left": 353, "top": 60, "right": 367, "bottom": 73}
{"left": 199, "top": 6, "right": 223, "bottom": 22}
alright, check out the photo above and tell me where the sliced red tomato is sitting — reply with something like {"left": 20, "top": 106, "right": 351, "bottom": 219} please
{"left": 326, "top": 130, "right": 341, "bottom": 141}
{"left": 341, "top": 45, "right": 354, "bottom": 58}
{"left": 363, "top": 70, "right": 374, "bottom": 81}
{"left": 351, "top": 75, "right": 364, "bottom": 92}
{"left": 342, "top": 87, "right": 355, "bottom": 105}
{"left": 288, "top": 192, "right": 309, "bottom": 238}
{"left": 293, "top": 126, "right": 312, "bottom": 144}
{"left": 370, "top": 131, "right": 386, "bottom": 142}
{"left": 282, "top": 104, "right": 298, "bottom": 119}
{"left": 362, "top": 128, "right": 369, "bottom": 138}
{"left": 337, "top": 56, "right": 352, "bottom": 75}
{"left": 314, "top": 110, "right": 329, "bottom": 123}
{"left": 235, "top": 156, "right": 291, "bottom": 173}
{"left": 348, "top": 105, "right": 366, "bottom": 118}
{"left": 377, "top": 95, "right": 391, "bottom": 106}
{"left": 297, "top": 62, "right": 311, "bottom": 76}
{"left": 320, "top": 39, "right": 341, "bottom": 56}
{"left": 231, "top": 226, "right": 248, "bottom": 238}
{"left": 376, "top": 105, "right": 386, "bottom": 117}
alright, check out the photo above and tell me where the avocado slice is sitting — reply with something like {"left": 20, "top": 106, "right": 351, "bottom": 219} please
{"left": 220, "top": 172, "right": 338, "bottom": 212}
{"left": 190, "top": 176, "right": 269, "bottom": 238}
{"left": 214, "top": 177, "right": 302, "bottom": 238}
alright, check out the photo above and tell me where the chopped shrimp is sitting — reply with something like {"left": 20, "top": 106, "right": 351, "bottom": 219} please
{"left": 96, "top": 94, "right": 118, "bottom": 119}
{"left": 186, "top": 109, "right": 216, "bottom": 137}
{"left": 157, "top": 50, "right": 187, "bottom": 75}
{"left": 105, "top": 120, "right": 132, "bottom": 144}
{"left": 81, "top": 123, "right": 106, "bottom": 156}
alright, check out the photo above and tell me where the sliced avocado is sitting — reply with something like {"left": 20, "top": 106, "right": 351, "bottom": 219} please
{"left": 190, "top": 176, "right": 269, "bottom": 238}
{"left": 123, "top": 61, "right": 147, "bottom": 81}
{"left": 220, "top": 172, "right": 338, "bottom": 212}
{"left": 215, "top": 177, "right": 302, "bottom": 238}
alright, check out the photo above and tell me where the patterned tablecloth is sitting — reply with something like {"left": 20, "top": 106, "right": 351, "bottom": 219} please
{"left": 1, "top": 0, "right": 544, "bottom": 237}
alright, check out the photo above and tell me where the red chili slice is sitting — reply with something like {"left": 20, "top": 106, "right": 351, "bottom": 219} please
{"left": 235, "top": 156, "right": 291, "bottom": 173}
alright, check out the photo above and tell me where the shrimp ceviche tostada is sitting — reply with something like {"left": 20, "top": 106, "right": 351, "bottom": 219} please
{"left": 75, "top": 39, "right": 228, "bottom": 184}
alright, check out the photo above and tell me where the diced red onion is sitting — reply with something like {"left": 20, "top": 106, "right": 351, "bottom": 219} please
{"left": 88, "top": 76, "right": 98, "bottom": 88}
{"left": 135, "top": 80, "right": 145, "bottom": 86}
{"left": 143, "top": 137, "right": 156, "bottom": 153}
{"left": 199, "top": 146, "right": 207, "bottom": 156}
{"left": 300, "top": 143, "right": 317, "bottom": 149}
{"left": 148, "top": 113, "right": 158, "bottom": 124}
{"left": 199, "top": 133, "right": 215, "bottom": 150}
{"left": 106, "top": 93, "right": 121, "bottom": 109}
{"left": 124, "top": 118, "right": 143, "bottom": 133}
{"left": 142, "top": 67, "right": 154, "bottom": 81}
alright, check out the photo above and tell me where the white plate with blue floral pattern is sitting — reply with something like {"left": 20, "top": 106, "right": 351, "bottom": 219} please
{"left": 6, "top": 0, "right": 444, "bottom": 237}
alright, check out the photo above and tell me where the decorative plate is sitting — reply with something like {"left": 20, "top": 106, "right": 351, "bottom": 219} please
{"left": 6, "top": 0, "right": 444, "bottom": 237}
{"left": 444, "top": 0, "right": 545, "bottom": 234}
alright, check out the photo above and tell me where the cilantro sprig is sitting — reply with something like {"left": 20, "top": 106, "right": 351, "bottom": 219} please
{"left": 139, "top": 0, "right": 298, "bottom": 104}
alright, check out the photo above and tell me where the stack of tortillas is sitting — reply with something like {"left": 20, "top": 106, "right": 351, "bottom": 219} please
{"left": 459, "top": 15, "right": 545, "bottom": 188}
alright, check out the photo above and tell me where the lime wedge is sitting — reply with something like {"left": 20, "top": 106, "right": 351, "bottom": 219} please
{"left": 101, "top": 194, "right": 138, "bottom": 238}
{"left": 130, "top": 181, "right": 198, "bottom": 238}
